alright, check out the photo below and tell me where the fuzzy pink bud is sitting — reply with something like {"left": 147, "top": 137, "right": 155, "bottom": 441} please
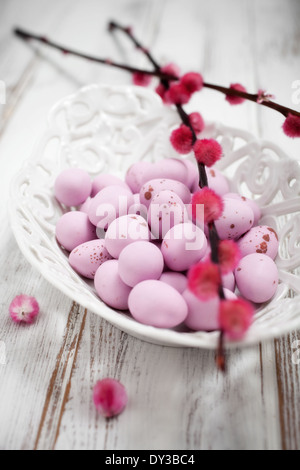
{"left": 189, "top": 112, "right": 205, "bottom": 134}
{"left": 161, "top": 63, "right": 181, "bottom": 78}
{"left": 226, "top": 83, "right": 247, "bottom": 105}
{"left": 164, "top": 82, "right": 191, "bottom": 105}
{"left": 282, "top": 113, "right": 300, "bottom": 138}
{"left": 93, "top": 378, "right": 128, "bottom": 418}
{"left": 180, "top": 72, "right": 203, "bottom": 93}
{"left": 170, "top": 125, "right": 194, "bottom": 154}
{"left": 132, "top": 72, "right": 152, "bottom": 87}
{"left": 192, "top": 188, "right": 224, "bottom": 225}
{"left": 218, "top": 240, "right": 241, "bottom": 274}
{"left": 9, "top": 295, "right": 40, "bottom": 324}
{"left": 188, "top": 260, "right": 221, "bottom": 301}
{"left": 219, "top": 299, "right": 254, "bottom": 340}
{"left": 193, "top": 139, "right": 223, "bottom": 167}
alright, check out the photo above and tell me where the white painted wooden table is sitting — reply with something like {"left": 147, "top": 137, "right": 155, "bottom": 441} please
{"left": 0, "top": 0, "right": 299, "bottom": 451}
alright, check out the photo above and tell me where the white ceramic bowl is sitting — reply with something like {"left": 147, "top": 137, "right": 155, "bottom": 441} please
{"left": 9, "top": 84, "right": 300, "bottom": 349}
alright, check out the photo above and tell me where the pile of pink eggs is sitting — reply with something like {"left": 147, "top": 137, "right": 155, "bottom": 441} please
{"left": 54, "top": 157, "right": 279, "bottom": 333}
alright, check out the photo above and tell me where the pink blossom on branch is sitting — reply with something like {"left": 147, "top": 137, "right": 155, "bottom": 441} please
{"left": 132, "top": 72, "right": 152, "bottom": 87}
{"left": 188, "top": 112, "right": 205, "bottom": 135}
{"left": 282, "top": 113, "right": 300, "bottom": 138}
{"left": 191, "top": 188, "right": 224, "bottom": 225}
{"left": 225, "top": 83, "right": 247, "bottom": 105}
{"left": 160, "top": 62, "right": 181, "bottom": 78}
{"left": 9, "top": 294, "right": 40, "bottom": 324}
{"left": 188, "top": 260, "right": 221, "bottom": 301}
{"left": 180, "top": 72, "right": 204, "bottom": 94}
{"left": 218, "top": 240, "right": 241, "bottom": 274}
{"left": 164, "top": 82, "right": 191, "bottom": 105}
{"left": 193, "top": 139, "right": 223, "bottom": 167}
{"left": 219, "top": 298, "right": 254, "bottom": 340}
{"left": 170, "top": 125, "right": 194, "bottom": 154}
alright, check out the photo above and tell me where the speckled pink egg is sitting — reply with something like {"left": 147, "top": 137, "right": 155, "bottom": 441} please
{"left": 161, "top": 222, "right": 207, "bottom": 271}
{"left": 237, "top": 225, "right": 279, "bottom": 259}
{"left": 128, "top": 280, "right": 188, "bottom": 328}
{"left": 125, "top": 161, "right": 154, "bottom": 193}
{"left": 222, "top": 271, "right": 236, "bottom": 292}
{"left": 105, "top": 214, "right": 150, "bottom": 258}
{"left": 69, "top": 239, "right": 112, "bottom": 279}
{"left": 215, "top": 198, "right": 254, "bottom": 240}
{"left": 182, "top": 159, "right": 199, "bottom": 190}
{"left": 91, "top": 173, "right": 130, "bottom": 197}
{"left": 118, "top": 241, "right": 164, "bottom": 287}
{"left": 205, "top": 168, "right": 230, "bottom": 196}
{"left": 88, "top": 185, "right": 134, "bottom": 229}
{"left": 153, "top": 158, "right": 189, "bottom": 185}
{"left": 183, "top": 288, "right": 237, "bottom": 331}
{"left": 128, "top": 193, "right": 148, "bottom": 219}
{"left": 148, "top": 190, "right": 188, "bottom": 239}
{"left": 54, "top": 168, "right": 92, "bottom": 207}
{"left": 235, "top": 253, "right": 278, "bottom": 303}
{"left": 159, "top": 272, "right": 188, "bottom": 294}
{"left": 56, "top": 211, "right": 97, "bottom": 252}
{"left": 224, "top": 192, "right": 262, "bottom": 226}
{"left": 140, "top": 179, "right": 191, "bottom": 208}
{"left": 94, "top": 260, "right": 131, "bottom": 310}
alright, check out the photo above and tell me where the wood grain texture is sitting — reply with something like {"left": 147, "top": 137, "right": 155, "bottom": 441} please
{"left": 0, "top": 0, "right": 299, "bottom": 450}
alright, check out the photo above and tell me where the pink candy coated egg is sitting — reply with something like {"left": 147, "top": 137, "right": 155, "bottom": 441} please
{"left": 105, "top": 214, "right": 150, "bottom": 258}
{"left": 225, "top": 192, "right": 262, "bottom": 226}
{"left": 125, "top": 161, "right": 154, "bottom": 193}
{"left": 91, "top": 173, "right": 130, "bottom": 197}
{"left": 162, "top": 222, "right": 207, "bottom": 271}
{"left": 118, "top": 241, "right": 164, "bottom": 287}
{"left": 148, "top": 190, "right": 188, "bottom": 239}
{"left": 128, "top": 280, "right": 188, "bottom": 328}
{"left": 69, "top": 239, "right": 112, "bottom": 279}
{"left": 56, "top": 211, "right": 97, "bottom": 252}
{"left": 222, "top": 271, "right": 236, "bottom": 292}
{"left": 182, "top": 159, "right": 199, "bottom": 190}
{"left": 183, "top": 288, "right": 237, "bottom": 331}
{"left": 159, "top": 272, "right": 188, "bottom": 294}
{"left": 128, "top": 193, "right": 148, "bottom": 219}
{"left": 54, "top": 168, "right": 92, "bottom": 207}
{"left": 79, "top": 197, "right": 92, "bottom": 214}
{"left": 215, "top": 198, "right": 254, "bottom": 240}
{"left": 94, "top": 260, "right": 131, "bottom": 310}
{"left": 237, "top": 225, "right": 279, "bottom": 259}
{"left": 140, "top": 179, "right": 191, "bottom": 208}
{"left": 205, "top": 168, "right": 230, "bottom": 196}
{"left": 88, "top": 185, "right": 134, "bottom": 229}
{"left": 235, "top": 253, "right": 279, "bottom": 303}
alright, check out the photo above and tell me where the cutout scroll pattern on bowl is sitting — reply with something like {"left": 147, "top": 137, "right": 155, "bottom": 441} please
{"left": 9, "top": 84, "right": 300, "bottom": 349}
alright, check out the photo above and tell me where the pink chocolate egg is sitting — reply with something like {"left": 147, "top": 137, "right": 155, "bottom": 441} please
{"left": 69, "top": 239, "right": 112, "bottom": 279}
{"left": 215, "top": 198, "right": 254, "bottom": 240}
{"left": 161, "top": 222, "right": 207, "bottom": 271}
{"left": 183, "top": 288, "right": 237, "bottom": 331}
{"left": 128, "top": 193, "right": 148, "bottom": 219}
{"left": 235, "top": 253, "right": 278, "bottom": 303}
{"left": 159, "top": 272, "right": 188, "bottom": 294}
{"left": 222, "top": 271, "right": 236, "bottom": 292}
{"left": 118, "top": 241, "right": 164, "bottom": 287}
{"left": 128, "top": 280, "right": 188, "bottom": 328}
{"left": 79, "top": 197, "right": 92, "bottom": 214}
{"left": 88, "top": 185, "right": 133, "bottom": 229}
{"left": 225, "top": 192, "right": 262, "bottom": 226}
{"left": 182, "top": 159, "right": 199, "bottom": 190}
{"left": 140, "top": 178, "right": 191, "bottom": 208}
{"left": 148, "top": 190, "right": 188, "bottom": 239}
{"left": 125, "top": 161, "right": 154, "bottom": 193}
{"left": 91, "top": 173, "right": 130, "bottom": 197}
{"left": 205, "top": 168, "right": 230, "bottom": 196}
{"left": 105, "top": 214, "right": 150, "bottom": 258}
{"left": 94, "top": 260, "right": 131, "bottom": 310}
{"left": 56, "top": 211, "right": 97, "bottom": 252}
{"left": 237, "top": 225, "right": 279, "bottom": 259}
{"left": 54, "top": 168, "right": 92, "bottom": 207}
